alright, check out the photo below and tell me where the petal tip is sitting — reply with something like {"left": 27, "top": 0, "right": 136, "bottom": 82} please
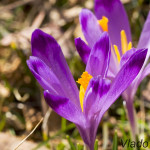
{"left": 74, "top": 37, "right": 81, "bottom": 44}
{"left": 79, "top": 9, "right": 94, "bottom": 22}
{"left": 95, "top": 0, "right": 119, "bottom": 12}
{"left": 44, "top": 90, "right": 49, "bottom": 97}
{"left": 32, "top": 29, "right": 43, "bottom": 38}
{"left": 101, "top": 31, "right": 109, "bottom": 39}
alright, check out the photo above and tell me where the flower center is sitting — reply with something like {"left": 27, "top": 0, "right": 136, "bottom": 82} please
{"left": 98, "top": 16, "right": 109, "bottom": 32}
{"left": 120, "top": 30, "right": 132, "bottom": 54}
{"left": 113, "top": 30, "right": 132, "bottom": 63}
{"left": 77, "top": 71, "right": 92, "bottom": 112}
{"left": 98, "top": 16, "right": 132, "bottom": 63}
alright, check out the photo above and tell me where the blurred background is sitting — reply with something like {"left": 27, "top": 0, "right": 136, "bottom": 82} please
{"left": 0, "top": 0, "right": 150, "bottom": 149}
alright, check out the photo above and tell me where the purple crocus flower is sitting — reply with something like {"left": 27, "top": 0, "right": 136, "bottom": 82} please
{"left": 27, "top": 29, "right": 147, "bottom": 150}
{"left": 75, "top": 0, "right": 150, "bottom": 138}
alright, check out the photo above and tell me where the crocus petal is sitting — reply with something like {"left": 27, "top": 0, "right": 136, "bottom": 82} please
{"left": 83, "top": 76, "right": 111, "bottom": 117}
{"left": 107, "top": 69, "right": 115, "bottom": 79}
{"left": 137, "top": 63, "right": 150, "bottom": 87}
{"left": 108, "top": 48, "right": 120, "bottom": 76}
{"left": 120, "top": 48, "right": 136, "bottom": 67}
{"left": 94, "top": 48, "right": 147, "bottom": 115}
{"left": 123, "top": 49, "right": 150, "bottom": 101}
{"left": 77, "top": 119, "right": 98, "bottom": 150}
{"left": 94, "top": 0, "right": 131, "bottom": 52}
{"left": 86, "top": 32, "right": 110, "bottom": 77}
{"left": 78, "top": 76, "right": 111, "bottom": 150}
{"left": 130, "top": 63, "right": 150, "bottom": 99}
{"left": 31, "top": 29, "right": 79, "bottom": 106}
{"left": 27, "top": 56, "right": 61, "bottom": 95}
{"left": 44, "top": 90, "right": 84, "bottom": 126}
{"left": 137, "top": 12, "right": 150, "bottom": 57}
{"left": 79, "top": 9, "right": 102, "bottom": 48}
{"left": 131, "top": 12, "right": 150, "bottom": 88}
{"left": 75, "top": 37, "right": 91, "bottom": 64}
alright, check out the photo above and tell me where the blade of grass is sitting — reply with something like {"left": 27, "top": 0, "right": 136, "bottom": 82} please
{"left": 33, "top": 123, "right": 76, "bottom": 150}
{"left": 103, "top": 122, "right": 108, "bottom": 149}
{"left": 57, "top": 143, "right": 65, "bottom": 150}
{"left": 112, "top": 130, "right": 118, "bottom": 150}
{"left": 77, "top": 143, "right": 84, "bottom": 150}
{"left": 61, "top": 117, "right": 67, "bottom": 131}
{"left": 13, "top": 117, "right": 43, "bottom": 150}
{"left": 66, "top": 135, "right": 76, "bottom": 150}
{"left": 0, "top": 115, "right": 6, "bottom": 131}
{"left": 94, "top": 139, "right": 98, "bottom": 150}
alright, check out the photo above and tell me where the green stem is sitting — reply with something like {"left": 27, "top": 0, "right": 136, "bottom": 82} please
{"left": 61, "top": 117, "right": 67, "bottom": 131}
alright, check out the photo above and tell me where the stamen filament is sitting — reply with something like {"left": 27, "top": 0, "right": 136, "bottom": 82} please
{"left": 79, "top": 86, "right": 85, "bottom": 112}
{"left": 113, "top": 45, "right": 121, "bottom": 62}
{"left": 127, "top": 41, "right": 132, "bottom": 50}
{"left": 121, "top": 30, "right": 128, "bottom": 54}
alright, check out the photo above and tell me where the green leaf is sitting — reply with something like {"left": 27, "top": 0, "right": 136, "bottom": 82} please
{"left": 77, "top": 143, "right": 84, "bottom": 150}
{"left": 113, "top": 130, "right": 118, "bottom": 150}
{"left": 66, "top": 135, "right": 76, "bottom": 150}
{"left": 94, "top": 139, "right": 98, "bottom": 150}
{"left": 0, "top": 115, "right": 6, "bottom": 131}
{"left": 57, "top": 143, "right": 65, "bottom": 150}
{"left": 61, "top": 117, "right": 67, "bottom": 131}
{"left": 42, "top": 132, "right": 48, "bottom": 141}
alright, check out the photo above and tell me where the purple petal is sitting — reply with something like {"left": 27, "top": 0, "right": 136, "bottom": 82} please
{"left": 128, "top": 62, "right": 150, "bottom": 100}
{"left": 94, "top": 0, "right": 131, "bottom": 52}
{"left": 108, "top": 48, "right": 120, "bottom": 76}
{"left": 75, "top": 37, "right": 91, "bottom": 64}
{"left": 27, "top": 56, "right": 60, "bottom": 95}
{"left": 31, "top": 29, "right": 79, "bottom": 106}
{"left": 129, "top": 12, "right": 150, "bottom": 98}
{"left": 86, "top": 32, "right": 110, "bottom": 77}
{"left": 79, "top": 9, "right": 102, "bottom": 48}
{"left": 120, "top": 48, "right": 136, "bottom": 67}
{"left": 138, "top": 12, "right": 150, "bottom": 56}
{"left": 77, "top": 77, "right": 111, "bottom": 150}
{"left": 98, "top": 48, "right": 147, "bottom": 114}
{"left": 77, "top": 119, "right": 98, "bottom": 150}
{"left": 136, "top": 63, "right": 150, "bottom": 89}
{"left": 83, "top": 76, "right": 111, "bottom": 117}
{"left": 44, "top": 90, "right": 84, "bottom": 126}
{"left": 107, "top": 69, "right": 116, "bottom": 79}
{"left": 132, "top": 12, "right": 150, "bottom": 83}
{"left": 92, "top": 48, "right": 147, "bottom": 117}
{"left": 122, "top": 85, "right": 133, "bottom": 102}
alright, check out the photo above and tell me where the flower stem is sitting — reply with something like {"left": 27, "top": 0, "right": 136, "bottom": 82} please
{"left": 84, "top": 144, "right": 90, "bottom": 150}
{"left": 125, "top": 100, "right": 138, "bottom": 140}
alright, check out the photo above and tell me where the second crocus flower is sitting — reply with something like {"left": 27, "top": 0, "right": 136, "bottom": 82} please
{"left": 75, "top": 0, "right": 150, "bottom": 138}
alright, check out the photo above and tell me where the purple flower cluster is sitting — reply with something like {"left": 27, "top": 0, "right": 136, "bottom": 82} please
{"left": 27, "top": 0, "right": 150, "bottom": 149}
